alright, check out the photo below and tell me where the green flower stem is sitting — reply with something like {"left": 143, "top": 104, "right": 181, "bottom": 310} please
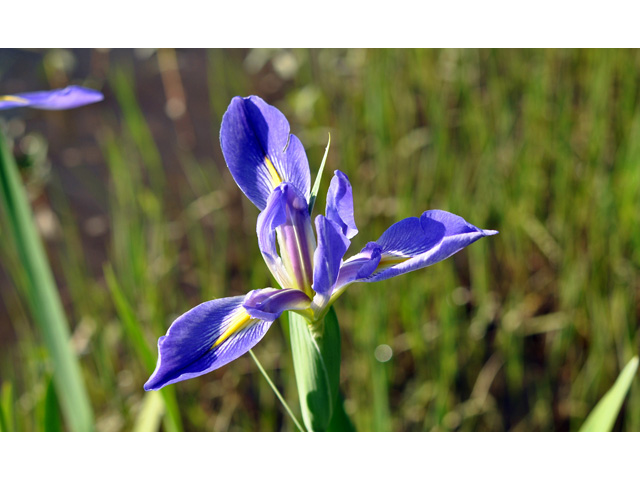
{"left": 289, "top": 306, "right": 350, "bottom": 431}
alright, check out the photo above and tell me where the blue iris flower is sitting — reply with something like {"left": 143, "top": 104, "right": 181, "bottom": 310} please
{"left": 144, "top": 95, "right": 497, "bottom": 391}
{"left": 0, "top": 86, "right": 103, "bottom": 110}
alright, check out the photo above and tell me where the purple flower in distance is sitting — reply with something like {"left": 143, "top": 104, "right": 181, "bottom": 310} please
{"left": 144, "top": 95, "right": 498, "bottom": 390}
{"left": 0, "top": 85, "right": 103, "bottom": 111}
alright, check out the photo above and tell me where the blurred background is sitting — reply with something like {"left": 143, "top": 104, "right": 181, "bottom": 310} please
{"left": 0, "top": 49, "right": 638, "bottom": 431}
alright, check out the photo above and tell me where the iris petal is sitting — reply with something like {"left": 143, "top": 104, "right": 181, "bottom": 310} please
{"left": 333, "top": 210, "right": 497, "bottom": 292}
{"left": 333, "top": 242, "right": 382, "bottom": 294}
{"left": 257, "top": 186, "right": 291, "bottom": 288}
{"left": 312, "top": 215, "right": 350, "bottom": 311}
{"left": 326, "top": 170, "right": 358, "bottom": 239}
{"left": 359, "top": 210, "right": 498, "bottom": 283}
{"left": 220, "top": 96, "right": 311, "bottom": 210}
{"left": 257, "top": 183, "right": 316, "bottom": 294}
{"left": 243, "top": 288, "right": 311, "bottom": 322}
{"left": 144, "top": 288, "right": 311, "bottom": 390}
{"left": 0, "top": 86, "right": 103, "bottom": 110}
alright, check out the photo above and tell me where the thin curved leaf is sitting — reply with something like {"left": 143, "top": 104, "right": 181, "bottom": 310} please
{"left": 308, "top": 132, "right": 330, "bottom": 215}
{"left": 580, "top": 356, "right": 638, "bottom": 432}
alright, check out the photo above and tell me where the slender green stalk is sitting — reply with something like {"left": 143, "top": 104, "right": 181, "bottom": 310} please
{"left": 308, "top": 133, "right": 330, "bottom": 215}
{"left": 0, "top": 130, "right": 93, "bottom": 431}
{"left": 249, "top": 349, "right": 305, "bottom": 432}
{"left": 289, "top": 308, "right": 343, "bottom": 432}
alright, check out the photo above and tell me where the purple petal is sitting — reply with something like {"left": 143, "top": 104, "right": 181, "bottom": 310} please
{"left": 376, "top": 214, "right": 445, "bottom": 256}
{"left": 257, "top": 186, "right": 290, "bottom": 287}
{"left": 359, "top": 210, "right": 498, "bottom": 283}
{"left": 220, "top": 96, "right": 310, "bottom": 210}
{"left": 144, "top": 288, "right": 311, "bottom": 390}
{"left": 333, "top": 242, "right": 382, "bottom": 293}
{"left": 0, "top": 86, "right": 103, "bottom": 111}
{"left": 257, "top": 183, "right": 316, "bottom": 293}
{"left": 312, "top": 215, "right": 350, "bottom": 306}
{"left": 243, "top": 287, "right": 311, "bottom": 322}
{"left": 326, "top": 170, "right": 358, "bottom": 239}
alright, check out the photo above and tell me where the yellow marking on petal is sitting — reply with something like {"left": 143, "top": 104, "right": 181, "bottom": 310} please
{"left": 0, "top": 95, "right": 29, "bottom": 104}
{"left": 211, "top": 309, "right": 254, "bottom": 349}
{"left": 264, "top": 156, "right": 282, "bottom": 187}
{"left": 377, "top": 255, "right": 408, "bottom": 268}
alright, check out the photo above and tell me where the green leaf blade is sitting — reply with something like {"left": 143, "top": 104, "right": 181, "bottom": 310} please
{"left": 0, "top": 130, "right": 94, "bottom": 432}
{"left": 103, "top": 263, "right": 183, "bottom": 432}
{"left": 580, "top": 356, "right": 639, "bottom": 432}
{"left": 133, "top": 391, "right": 165, "bottom": 432}
{"left": 43, "top": 377, "right": 63, "bottom": 432}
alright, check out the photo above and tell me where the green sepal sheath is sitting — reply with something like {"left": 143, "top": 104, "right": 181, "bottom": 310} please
{"left": 328, "top": 391, "right": 356, "bottom": 432}
{"left": 289, "top": 306, "right": 341, "bottom": 432}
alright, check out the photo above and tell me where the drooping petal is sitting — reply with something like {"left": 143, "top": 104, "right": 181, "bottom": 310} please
{"left": 333, "top": 210, "right": 497, "bottom": 293}
{"left": 311, "top": 215, "right": 350, "bottom": 312}
{"left": 144, "top": 288, "right": 311, "bottom": 390}
{"left": 325, "top": 170, "right": 358, "bottom": 239}
{"left": 257, "top": 183, "right": 316, "bottom": 294}
{"left": 220, "top": 96, "right": 311, "bottom": 210}
{"left": 375, "top": 214, "right": 446, "bottom": 257}
{"left": 332, "top": 242, "right": 382, "bottom": 294}
{"left": 0, "top": 86, "right": 103, "bottom": 110}
{"left": 358, "top": 210, "right": 498, "bottom": 283}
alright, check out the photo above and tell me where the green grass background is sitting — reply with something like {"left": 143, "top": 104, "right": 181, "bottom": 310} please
{"left": 0, "top": 49, "right": 638, "bottom": 431}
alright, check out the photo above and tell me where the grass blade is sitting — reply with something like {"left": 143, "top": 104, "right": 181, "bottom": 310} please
{"left": 0, "top": 382, "right": 14, "bottom": 432}
{"left": 580, "top": 356, "right": 639, "bottom": 432}
{"left": 103, "top": 264, "right": 183, "bottom": 432}
{"left": 104, "top": 264, "right": 156, "bottom": 369}
{"left": 133, "top": 391, "right": 165, "bottom": 432}
{"left": 43, "top": 377, "right": 63, "bottom": 432}
{"left": 0, "top": 130, "right": 93, "bottom": 431}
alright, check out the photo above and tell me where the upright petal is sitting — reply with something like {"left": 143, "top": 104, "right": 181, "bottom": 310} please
{"left": 0, "top": 86, "right": 103, "bottom": 110}
{"left": 311, "top": 215, "right": 350, "bottom": 313}
{"left": 144, "top": 288, "right": 311, "bottom": 390}
{"left": 220, "top": 96, "right": 311, "bottom": 210}
{"left": 257, "top": 186, "right": 291, "bottom": 288}
{"left": 326, "top": 170, "right": 358, "bottom": 239}
{"left": 257, "top": 183, "right": 316, "bottom": 295}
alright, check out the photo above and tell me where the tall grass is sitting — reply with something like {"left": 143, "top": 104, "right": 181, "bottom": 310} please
{"left": 0, "top": 49, "right": 638, "bottom": 431}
